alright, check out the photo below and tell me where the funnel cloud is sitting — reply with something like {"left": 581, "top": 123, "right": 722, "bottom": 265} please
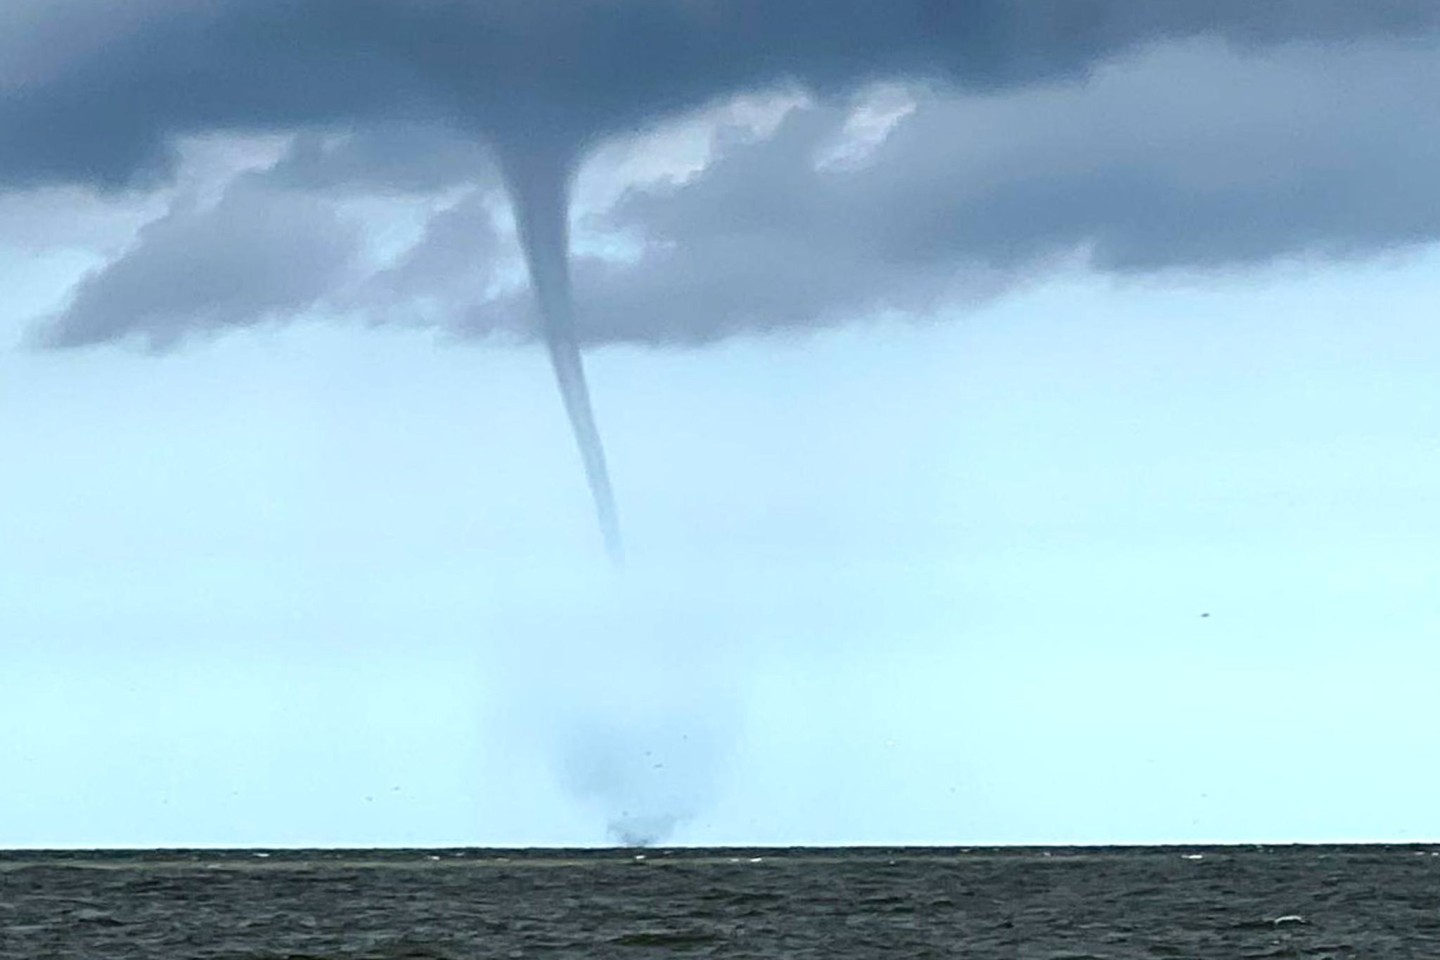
{"left": 498, "top": 145, "right": 622, "bottom": 561}
{"left": 5, "top": 2, "right": 1439, "bottom": 554}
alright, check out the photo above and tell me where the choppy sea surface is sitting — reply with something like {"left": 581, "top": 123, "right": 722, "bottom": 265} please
{"left": 3, "top": 845, "right": 1438, "bottom": 958}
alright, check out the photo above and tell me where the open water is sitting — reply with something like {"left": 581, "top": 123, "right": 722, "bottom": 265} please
{"left": 3, "top": 845, "right": 1438, "bottom": 958}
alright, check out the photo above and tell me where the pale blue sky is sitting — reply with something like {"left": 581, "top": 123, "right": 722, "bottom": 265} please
{"left": 3, "top": 3, "right": 1439, "bottom": 848}
{"left": 5, "top": 247, "right": 1439, "bottom": 847}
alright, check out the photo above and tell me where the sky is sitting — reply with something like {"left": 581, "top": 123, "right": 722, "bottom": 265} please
{"left": 2, "top": 1, "right": 1440, "bottom": 848}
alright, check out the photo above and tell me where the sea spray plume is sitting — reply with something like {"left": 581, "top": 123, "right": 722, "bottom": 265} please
{"left": 559, "top": 704, "right": 729, "bottom": 848}
{"left": 497, "top": 142, "right": 623, "bottom": 562}
{"left": 609, "top": 814, "right": 680, "bottom": 849}
{"left": 487, "top": 578, "right": 744, "bottom": 846}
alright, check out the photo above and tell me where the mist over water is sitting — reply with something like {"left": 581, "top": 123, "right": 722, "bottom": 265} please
{"left": 562, "top": 711, "right": 728, "bottom": 847}
{"left": 486, "top": 569, "right": 743, "bottom": 845}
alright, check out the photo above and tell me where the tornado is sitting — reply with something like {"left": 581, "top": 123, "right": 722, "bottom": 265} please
{"left": 498, "top": 144, "right": 623, "bottom": 563}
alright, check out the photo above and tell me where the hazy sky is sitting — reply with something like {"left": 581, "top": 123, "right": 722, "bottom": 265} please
{"left": 3, "top": 1, "right": 1439, "bottom": 847}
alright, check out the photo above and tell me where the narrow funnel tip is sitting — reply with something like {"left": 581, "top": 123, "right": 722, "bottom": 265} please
{"left": 500, "top": 145, "right": 624, "bottom": 564}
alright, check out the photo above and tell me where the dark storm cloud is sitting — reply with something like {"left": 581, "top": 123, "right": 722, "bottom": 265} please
{"left": 455, "top": 39, "right": 1440, "bottom": 346}
{"left": 2, "top": 0, "right": 1436, "bottom": 190}
{"left": 267, "top": 124, "right": 493, "bottom": 196}
{"left": 6, "top": 1, "right": 1440, "bottom": 348}
{"left": 36, "top": 177, "right": 359, "bottom": 349}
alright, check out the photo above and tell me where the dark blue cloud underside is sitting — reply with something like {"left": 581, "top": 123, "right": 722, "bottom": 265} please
{"left": 3, "top": 0, "right": 1436, "bottom": 189}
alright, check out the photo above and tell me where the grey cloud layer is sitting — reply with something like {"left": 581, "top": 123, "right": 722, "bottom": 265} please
{"left": 37, "top": 178, "right": 359, "bottom": 349}
{"left": 472, "top": 39, "right": 1440, "bottom": 345}
{"left": 5, "top": 1, "right": 1439, "bottom": 348}
{"left": 4, "top": 0, "right": 1436, "bottom": 189}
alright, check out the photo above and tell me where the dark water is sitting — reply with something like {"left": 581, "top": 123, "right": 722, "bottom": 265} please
{"left": 3, "top": 845, "right": 1438, "bottom": 958}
